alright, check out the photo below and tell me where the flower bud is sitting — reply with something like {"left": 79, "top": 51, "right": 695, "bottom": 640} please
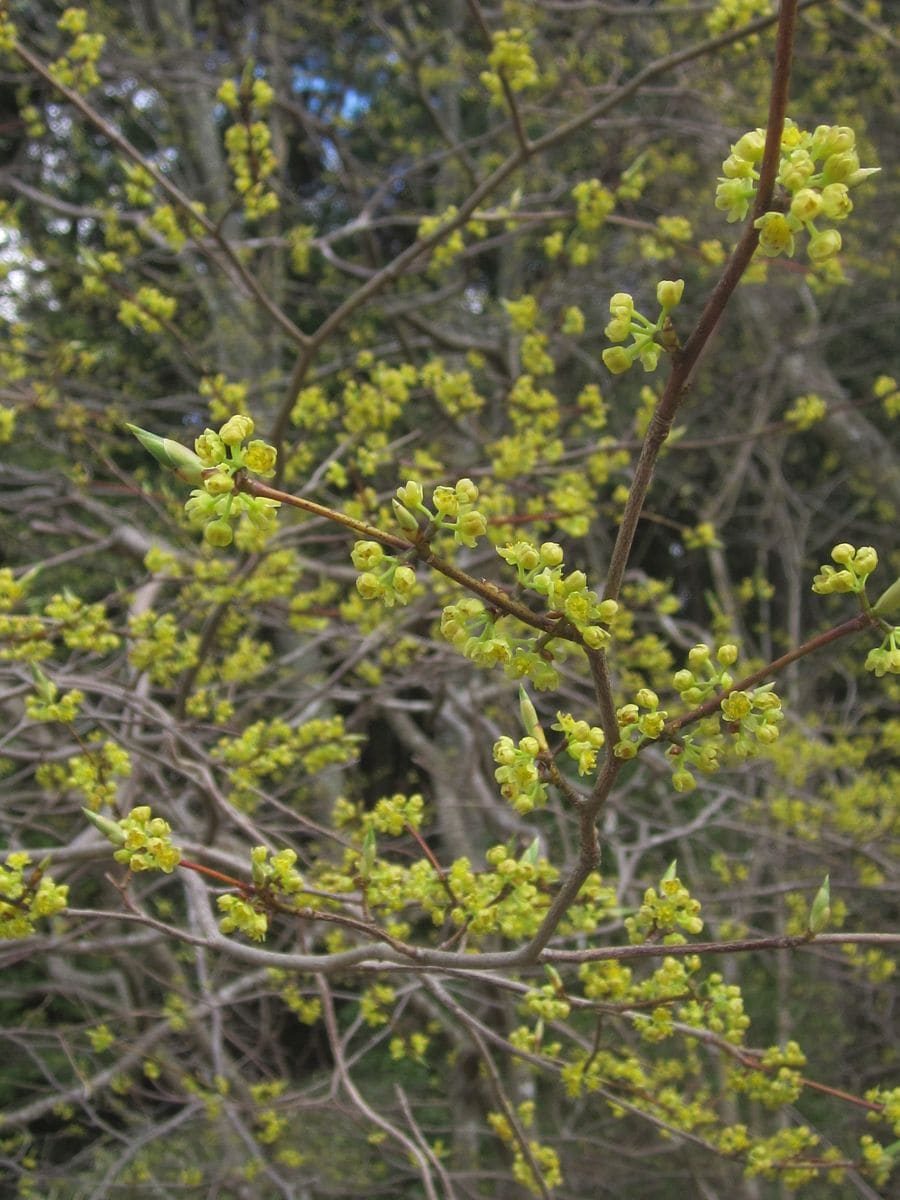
{"left": 203, "top": 469, "right": 235, "bottom": 496}
{"left": 608, "top": 292, "right": 634, "bottom": 318}
{"left": 688, "top": 645, "right": 710, "bottom": 669}
{"left": 853, "top": 546, "right": 878, "bottom": 576}
{"left": 351, "top": 541, "right": 384, "bottom": 570}
{"left": 732, "top": 129, "right": 765, "bottom": 163}
{"left": 808, "top": 229, "right": 842, "bottom": 262}
{"left": 656, "top": 279, "right": 684, "bottom": 309}
{"left": 195, "top": 428, "right": 227, "bottom": 466}
{"left": 356, "top": 572, "right": 382, "bottom": 600}
{"left": 789, "top": 188, "right": 823, "bottom": 223}
{"left": 581, "top": 625, "right": 610, "bottom": 650}
{"left": 722, "top": 153, "right": 753, "bottom": 179}
{"left": 820, "top": 183, "right": 852, "bottom": 220}
{"left": 539, "top": 542, "right": 564, "bottom": 567}
{"left": 604, "top": 317, "right": 631, "bottom": 343}
{"left": 396, "top": 480, "right": 424, "bottom": 508}
{"left": 204, "top": 519, "right": 234, "bottom": 547}
{"left": 393, "top": 565, "right": 417, "bottom": 597}
{"left": 218, "top": 414, "right": 255, "bottom": 445}
{"left": 454, "top": 478, "right": 479, "bottom": 504}
{"left": 822, "top": 150, "right": 860, "bottom": 184}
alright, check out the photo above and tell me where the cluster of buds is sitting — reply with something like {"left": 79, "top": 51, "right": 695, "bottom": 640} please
{"left": 497, "top": 540, "right": 618, "bottom": 650}
{"left": 83, "top": 805, "right": 182, "bottom": 873}
{"left": 493, "top": 734, "right": 548, "bottom": 814}
{"left": 128, "top": 416, "right": 280, "bottom": 548}
{"left": 393, "top": 478, "right": 487, "bottom": 548}
{"left": 625, "top": 863, "right": 704, "bottom": 945}
{"left": 0, "top": 852, "right": 69, "bottom": 939}
{"left": 673, "top": 642, "right": 739, "bottom": 705}
{"left": 440, "top": 598, "right": 560, "bottom": 689}
{"left": 720, "top": 685, "right": 784, "bottom": 750}
{"left": 666, "top": 734, "right": 720, "bottom": 793}
{"left": 613, "top": 688, "right": 668, "bottom": 759}
{"left": 351, "top": 541, "right": 418, "bottom": 607}
{"left": 552, "top": 711, "right": 605, "bottom": 775}
{"left": 715, "top": 120, "right": 879, "bottom": 262}
{"left": 865, "top": 630, "right": 900, "bottom": 678}
{"left": 811, "top": 543, "right": 878, "bottom": 595}
{"left": 601, "top": 281, "right": 684, "bottom": 376}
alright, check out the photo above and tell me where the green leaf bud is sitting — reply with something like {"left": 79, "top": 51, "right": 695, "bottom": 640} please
{"left": 218, "top": 414, "right": 254, "bottom": 445}
{"left": 82, "top": 807, "right": 127, "bottom": 845}
{"left": 127, "top": 424, "right": 206, "bottom": 484}
{"left": 392, "top": 498, "right": 420, "bottom": 532}
{"left": 808, "top": 874, "right": 831, "bottom": 934}
{"left": 661, "top": 860, "right": 678, "bottom": 882}
{"left": 872, "top": 576, "right": 900, "bottom": 618}
{"left": 361, "top": 827, "right": 377, "bottom": 878}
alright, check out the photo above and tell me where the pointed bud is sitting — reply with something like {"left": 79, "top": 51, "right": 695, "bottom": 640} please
{"left": 873, "top": 576, "right": 900, "bottom": 619}
{"left": 361, "top": 827, "right": 377, "bottom": 879}
{"left": 808, "top": 874, "right": 831, "bottom": 934}
{"left": 82, "top": 807, "right": 127, "bottom": 845}
{"left": 518, "top": 687, "right": 548, "bottom": 751}
{"left": 661, "top": 859, "right": 678, "bottom": 883}
{"left": 392, "top": 498, "right": 420, "bottom": 533}
{"left": 127, "top": 424, "right": 205, "bottom": 484}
